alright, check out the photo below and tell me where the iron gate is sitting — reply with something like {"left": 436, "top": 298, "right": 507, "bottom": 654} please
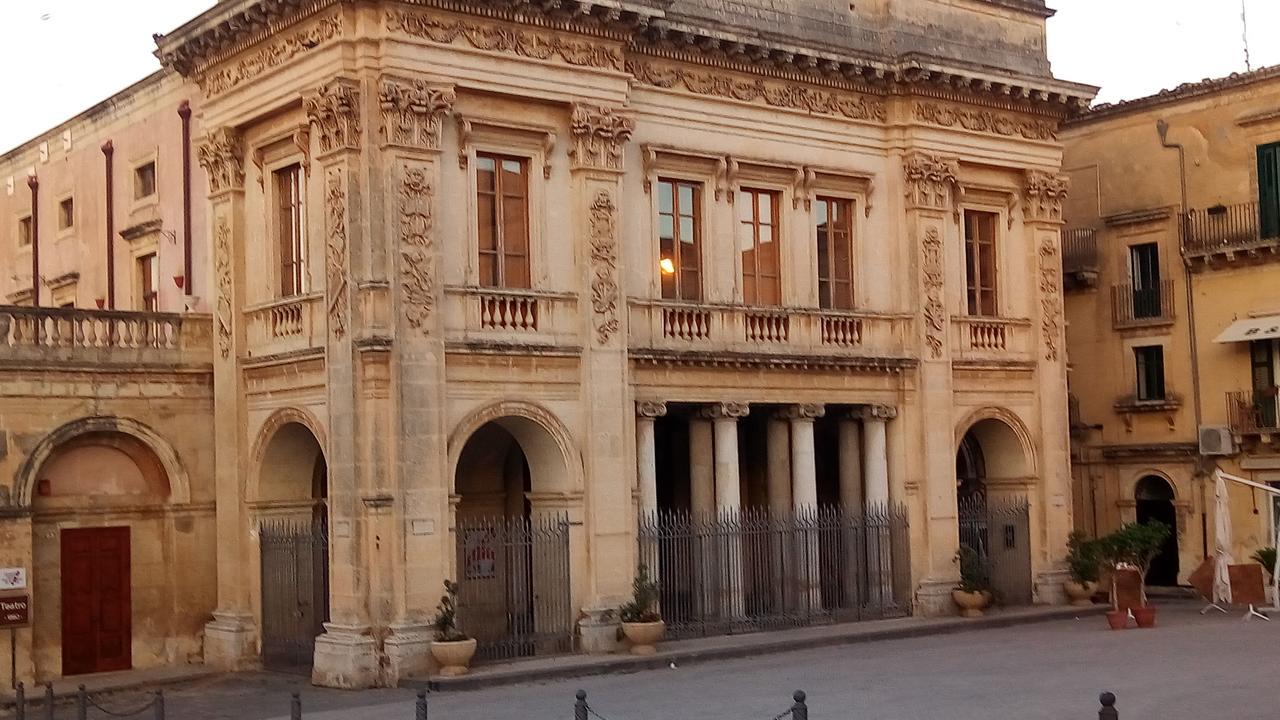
{"left": 454, "top": 514, "right": 574, "bottom": 662}
{"left": 958, "top": 495, "right": 1032, "bottom": 605}
{"left": 637, "top": 505, "right": 911, "bottom": 640}
{"left": 259, "top": 516, "right": 329, "bottom": 672}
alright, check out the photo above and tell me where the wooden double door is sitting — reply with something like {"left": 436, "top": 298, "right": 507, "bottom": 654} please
{"left": 61, "top": 527, "right": 132, "bottom": 675}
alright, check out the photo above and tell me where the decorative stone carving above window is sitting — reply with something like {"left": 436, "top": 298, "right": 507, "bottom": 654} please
{"left": 455, "top": 115, "right": 555, "bottom": 178}
{"left": 913, "top": 102, "right": 1057, "bottom": 141}
{"left": 197, "top": 127, "right": 245, "bottom": 195}
{"left": 903, "top": 152, "right": 959, "bottom": 213}
{"left": 379, "top": 78, "right": 456, "bottom": 151}
{"left": 1024, "top": 169, "right": 1070, "bottom": 224}
{"left": 386, "top": 10, "right": 624, "bottom": 72}
{"left": 569, "top": 104, "right": 633, "bottom": 172}
{"left": 306, "top": 78, "right": 362, "bottom": 157}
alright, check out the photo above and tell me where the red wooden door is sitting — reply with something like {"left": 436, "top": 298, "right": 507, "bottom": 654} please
{"left": 61, "top": 527, "right": 132, "bottom": 675}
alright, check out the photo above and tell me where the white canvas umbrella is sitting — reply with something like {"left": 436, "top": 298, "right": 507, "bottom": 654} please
{"left": 1213, "top": 470, "right": 1233, "bottom": 606}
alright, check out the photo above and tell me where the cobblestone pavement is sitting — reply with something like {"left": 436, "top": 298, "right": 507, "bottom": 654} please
{"left": 18, "top": 604, "right": 1280, "bottom": 720}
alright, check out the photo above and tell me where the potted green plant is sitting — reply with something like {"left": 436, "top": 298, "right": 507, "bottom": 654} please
{"left": 951, "top": 545, "right": 994, "bottom": 618}
{"left": 1063, "top": 531, "right": 1101, "bottom": 606}
{"left": 1101, "top": 521, "right": 1171, "bottom": 629}
{"left": 1252, "top": 546, "right": 1276, "bottom": 582}
{"left": 429, "top": 580, "right": 477, "bottom": 676}
{"left": 619, "top": 564, "right": 664, "bottom": 655}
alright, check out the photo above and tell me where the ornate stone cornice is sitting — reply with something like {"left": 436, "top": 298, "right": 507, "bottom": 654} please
{"left": 913, "top": 101, "right": 1057, "bottom": 141}
{"left": 636, "top": 401, "right": 667, "bottom": 418}
{"left": 197, "top": 127, "right": 245, "bottom": 196}
{"left": 379, "top": 77, "right": 455, "bottom": 151}
{"left": 701, "top": 402, "right": 751, "bottom": 420}
{"left": 386, "top": 9, "right": 625, "bottom": 71}
{"left": 569, "top": 104, "right": 633, "bottom": 172}
{"left": 903, "top": 152, "right": 959, "bottom": 212}
{"left": 1024, "top": 169, "right": 1070, "bottom": 224}
{"left": 196, "top": 12, "right": 342, "bottom": 98}
{"left": 306, "top": 78, "right": 362, "bottom": 157}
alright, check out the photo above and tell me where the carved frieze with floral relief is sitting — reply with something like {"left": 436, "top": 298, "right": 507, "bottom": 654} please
{"left": 379, "top": 79, "right": 455, "bottom": 151}
{"left": 214, "top": 219, "right": 233, "bottom": 359}
{"left": 921, "top": 226, "right": 946, "bottom": 359}
{"left": 913, "top": 102, "right": 1057, "bottom": 141}
{"left": 1039, "top": 238, "right": 1063, "bottom": 362}
{"left": 1024, "top": 170, "right": 1070, "bottom": 224}
{"left": 306, "top": 79, "right": 362, "bottom": 156}
{"left": 386, "top": 11, "right": 624, "bottom": 71}
{"left": 197, "top": 127, "right": 245, "bottom": 195}
{"left": 399, "top": 167, "right": 435, "bottom": 333}
{"left": 570, "top": 104, "right": 634, "bottom": 172}
{"left": 903, "top": 152, "right": 959, "bottom": 212}
{"left": 588, "top": 190, "right": 620, "bottom": 344}
{"left": 198, "top": 13, "right": 342, "bottom": 98}
{"left": 325, "top": 171, "right": 350, "bottom": 340}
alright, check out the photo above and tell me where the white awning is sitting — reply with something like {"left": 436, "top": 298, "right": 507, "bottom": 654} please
{"left": 1215, "top": 315, "right": 1280, "bottom": 343}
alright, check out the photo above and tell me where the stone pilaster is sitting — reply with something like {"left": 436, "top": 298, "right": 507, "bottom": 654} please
{"left": 635, "top": 401, "right": 666, "bottom": 517}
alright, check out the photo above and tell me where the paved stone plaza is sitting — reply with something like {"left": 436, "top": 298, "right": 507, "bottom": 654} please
{"left": 33, "top": 604, "right": 1277, "bottom": 720}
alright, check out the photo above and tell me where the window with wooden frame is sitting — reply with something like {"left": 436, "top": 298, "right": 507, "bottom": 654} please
{"left": 657, "top": 178, "right": 702, "bottom": 301}
{"left": 138, "top": 252, "right": 158, "bottom": 312}
{"left": 476, "top": 153, "right": 531, "bottom": 289}
{"left": 274, "top": 163, "right": 307, "bottom": 297}
{"left": 963, "top": 209, "right": 998, "bottom": 316}
{"left": 815, "top": 196, "right": 855, "bottom": 310}
{"left": 738, "top": 188, "right": 782, "bottom": 306}
{"left": 17, "top": 215, "right": 31, "bottom": 247}
{"left": 1134, "top": 345, "right": 1166, "bottom": 401}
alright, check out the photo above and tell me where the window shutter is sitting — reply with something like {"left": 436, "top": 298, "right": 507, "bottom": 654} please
{"left": 1258, "top": 143, "right": 1280, "bottom": 240}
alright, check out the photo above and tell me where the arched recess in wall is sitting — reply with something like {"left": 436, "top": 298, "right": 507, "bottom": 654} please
{"left": 14, "top": 415, "right": 191, "bottom": 507}
{"left": 447, "top": 400, "right": 583, "bottom": 498}
{"left": 248, "top": 407, "right": 329, "bottom": 504}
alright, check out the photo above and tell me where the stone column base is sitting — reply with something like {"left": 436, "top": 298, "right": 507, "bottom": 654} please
{"left": 1034, "top": 567, "right": 1071, "bottom": 606}
{"left": 915, "top": 576, "right": 959, "bottom": 617}
{"left": 312, "top": 623, "right": 379, "bottom": 689}
{"left": 383, "top": 623, "right": 433, "bottom": 683}
{"left": 578, "top": 606, "right": 621, "bottom": 654}
{"left": 203, "top": 612, "right": 257, "bottom": 671}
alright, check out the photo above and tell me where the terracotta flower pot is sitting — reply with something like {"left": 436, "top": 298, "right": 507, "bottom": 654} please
{"left": 430, "top": 638, "right": 478, "bottom": 677}
{"left": 1063, "top": 580, "right": 1098, "bottom": 606}
{"left": 1105, "top": 609, "right": 1129, "bottom": 630}
{"left": 952, "top": 589, "right": 991, "bottom": 618}
{"left": 621, "top": 620, "right": 665, "bottom": 656}
{"left": 1132, "top": 605, "right": 1157, "bottom": 629}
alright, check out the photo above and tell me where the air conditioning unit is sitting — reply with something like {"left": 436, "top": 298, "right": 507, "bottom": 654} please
{"left": 1199, "top": 425, "right": 1236, "bottom": 457}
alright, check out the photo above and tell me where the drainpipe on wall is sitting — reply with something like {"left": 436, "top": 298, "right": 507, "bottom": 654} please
{"left": 102, "top": 140, "right": 115, "bottom": 309}
{"left": 27, "top": 174, "right": 39, "bottom": 308}
{"left": 178, "top": 100, "right": 193, "bottom": 300}
{"left": 1157, "top": 118, "right": 1209, "bottom": 562}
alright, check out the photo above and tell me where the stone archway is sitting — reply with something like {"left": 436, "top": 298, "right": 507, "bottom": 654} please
{"left": 1134, "top": 475, "right": 1179, "bottom": 586}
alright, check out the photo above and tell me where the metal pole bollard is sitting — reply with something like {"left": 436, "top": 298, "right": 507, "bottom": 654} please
{"left": 1098, "top": 691, "right": 1118, "bottom": 720}
{"left": 76, "top": 685, "right": 87, "bottom": 720}
{"left": 415, "top": 689, "right": 427, "bottom": 720}
{"left": 790, "top": 691, "right": 808, "bottom": 720}
{"left": 291, "top": 692, "right": 302, "bottom": 720}
{"left": 574, "top": 690, "right": 588, "bottom": 720}
{"left": 154, "top": 689, "right": 165, "bottom": 720}
{"left": 44, "top": 682, "right": 54, "bottom": 720}
{"left": 16, "top": 681, "right": 25, "bottom": 720}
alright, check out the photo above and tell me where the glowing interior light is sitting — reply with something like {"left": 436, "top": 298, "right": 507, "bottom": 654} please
{"left": 659, "top": 257, "right": 676, "bottom": 275}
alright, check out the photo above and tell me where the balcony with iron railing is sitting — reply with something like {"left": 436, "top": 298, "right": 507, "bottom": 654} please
{"left": 949, "top": 316, "right": 1034, "bottom": 363}
{"left": 1226, "top": 389, "right": 1280, "bottom": 435}
{"left": 0, "top": 304, "right": 213, "bottom": 367}
{"left": 1110, "top": 281, "right": 1175, "bottom": 329}
{"left": 1182, "top": 201, "right": 1280, "bottom": 261}
{"left": 1061, "top": 228, "right": 1099, "bottom": 290}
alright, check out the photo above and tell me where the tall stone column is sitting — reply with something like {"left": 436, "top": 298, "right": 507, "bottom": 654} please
{"left": 858, "top": 404, "right": 897, "bottom": 606}
{"left": 197, "top": 126, "right": 256, "bottom": 670}
{"left": 1025, "top": 169, "right": 1073, "bottom": 605}
{"left": 635, "top": 402, "right": 666, "bottom": 518}
{"left": 785, "top": 404, "right": 824, "bottom": 610}
{"left": 703, "top": 402, "right": 749, "bottom": 617}
{"left": 837, "top": 413, "right": 864, "bottom": 511}
{"left": 689, "top": 418, "right": 715, "bottom": 515}
{"left": 766, "top": 415, "right": 792, "bottom": 512}
{"left": 903, "top": 151, "right": 963, "bottom": 616}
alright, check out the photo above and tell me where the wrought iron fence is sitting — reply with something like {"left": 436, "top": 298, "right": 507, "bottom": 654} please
{"left": 637, "top": 505, "right": 910, "bottom": 640}
{"left": 1061, "top": 228, "right": 1098, "bottom": 274}
{"left": 1226, "top": 389, "right": 1280, "bottom": 433}
{"left": 958, "top": 495, "right": 1032, "bottom": 605}
{"left": 11, "top": 683, "right": 165, "bottom": 720}
{"left": 1109, "top": 281, "right": 1174, "bottom": 327}
{"left": 1183, "top": 201, "right": 1272, "bottom": 255}
{"left": 454, "top": 513, "right": 574, "bottom": 662}
{"left": 259, "top": 516, "right": 329, "bottom": 672}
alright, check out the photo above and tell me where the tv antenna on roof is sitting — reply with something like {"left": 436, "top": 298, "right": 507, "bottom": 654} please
{"left": 1242, "top": 0, "right": 1252, "bottom": 72}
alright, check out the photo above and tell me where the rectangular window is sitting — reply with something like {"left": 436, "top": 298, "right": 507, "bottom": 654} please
{"left": 816, "top": 197, "right": 855, "bottom": 310}
{"left": 1134, "top": 345, "right": 1166, "bottom": 402}
{"left": 963, "top": 210, "right": 998, "bottom": 316}
{"left": 274, "top": 164, "right": 306, "bottom": 297}
{"left": 17, "top": 215, "right": 32, "bottom": 247}
{"left": 138, "top": 253, "right": 158, "bottom": 312}
{"left": 476, "top": 153, "right": 530, "bottom": 289}
{"left": 657, "top": 178, "right": 702, "bottom": 301}
{"left": 738, "top": 188, "right": 781, "bottom": 306}
{"left": 1259, "top": 142, "right": 1280, "bottom": 240}
{"left": 1129, "top": 242, "right": 1161, "bottom": 319}
{"left": 58, "top": 197, "right": 74, "bottom": 230}
{"left": 1252, "top": 340, "right": 1279, "bottom": 429}
{"left": 134, "top": 161, "right": 157, "bottom": 200}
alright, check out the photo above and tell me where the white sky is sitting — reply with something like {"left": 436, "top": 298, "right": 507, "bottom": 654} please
{"left": 0, "top": 0, "right": 1277, "bottom": 151}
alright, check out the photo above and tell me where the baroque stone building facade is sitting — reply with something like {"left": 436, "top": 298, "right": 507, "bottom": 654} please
{"left": 1, "top": 0, "right": 1092, "bottom": 688}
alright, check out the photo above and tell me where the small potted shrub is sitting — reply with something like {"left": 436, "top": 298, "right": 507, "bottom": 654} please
{"left": 619, "top": 565, "right": 664, "bottom": 655}
{"left": 1063, "top": 531, "right": 1101, "bottom": 606}
{"left": 1099, "top": 521, "right": 1170, "bottom": 629}
{"left": 951, "top": 545, "right": 993, "bottom": 618}
{"left": 1252, "top": 546, "right": 1276, "bottom": 605}
{"left": 429, "top": 580, "right": 477, "bottom": 676}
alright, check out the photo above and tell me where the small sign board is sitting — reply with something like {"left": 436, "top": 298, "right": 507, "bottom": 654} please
{"left": 0, "top": 568, "right": 26, "bottom": 591}
{"left": 0, "top": 595, "right": 29, "bottom": 628}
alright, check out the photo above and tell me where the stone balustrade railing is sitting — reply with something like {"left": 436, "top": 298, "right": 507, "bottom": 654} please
{"left": 0, "top": 304, "right": 213, "bottom": 366}
{"left": 245, "top": 293, "right": 324, "bottom": 357}
{"left": 950, "top": 316, "right": 1033, "bottom": 362}
{"left": 443, "top": 286, "right": 580, "bottom": 346}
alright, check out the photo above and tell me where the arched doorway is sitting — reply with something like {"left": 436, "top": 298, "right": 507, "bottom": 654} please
{"left": 453, "top": 415, "right": 573, "bottom": 662}
{"left": 1135, "top": 475, "right": 1179, "bottom": 586}
{"left": 955, "top": 416, "right": 1033, "bottom": 605}
{"left": 256, "top": 421, "right": 328, "bottom": 672}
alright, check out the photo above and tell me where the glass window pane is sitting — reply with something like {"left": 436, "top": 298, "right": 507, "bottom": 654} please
{"left": 658, "top": 214, "right": 675, "bottom": 240}
{"left": 479, "top": 252, "right": 497, "bottom": 287}
{"left": 658, "top": 181, "right": 674, "bottom": 214}
{"left": 503, "top": 196, "right": 528, "bottom": 254}
{"left": 758, "top": 191, "right": 772, "bottom": 220}
{"left": 476, "top": 156, "right": 496, "bottom": 192}
{"left": 680, "top": 267, "right": 701, "bottom": 301}
{"left": 679, "top": 216, "right": 695, "bottom": 242}
{"left": 678, "top": 184, "right": 694, "bottom": 211}
{"left": 738, "top": 194, "right": 753, "bottom": 223}
{"left": 477, "top": 194, "right": 496, "bottom": 251}
{"left": 505, "top": 253, "right": 530, "bottom": 288}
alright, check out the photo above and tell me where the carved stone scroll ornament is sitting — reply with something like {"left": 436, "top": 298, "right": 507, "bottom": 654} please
{"left": 196, "top": 13, "right": 342, "bottom": 98}
{"left": 214, "top": 219, "right": 233, "bottom": 359}
{"left": 1024, "top": 170, "right": 1070, "bottom": 224}
{"left": 197, "top": 127, "right": 245, "bottom": 195}
{"left": 386, "top": 11, "right": 624, "bottom": 71}
{"left": 325, "top": 171, "right": 350, "bottom": 339}
{"left": 903, "top": 152, "right": 959, "bottom": 212}
{"left": 399, "top": 167, "right": 435, "bottom": 332}
{"left": 569, "top": 104, "right": 634, "bottom": 172}
{"left": 1039, "top": 237, "right": 1063, "bottom": 361}
{"left": 379, "top": 79, "right": 455, "bottom": 151}
{"left": 306, "top": 79, "right": 362, "bottom": 156}
{"left": 588, "top": 190, "right": 620, "bottom": 344}
{"left": 921, "top": 226, "right": 946, "bottom": 359}
{"left": 913, "top": 102, "right": 1057, "bottom": 142}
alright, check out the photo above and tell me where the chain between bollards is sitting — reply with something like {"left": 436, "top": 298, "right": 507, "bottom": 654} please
{"left": 1098, "top": 691, "right": 1118, "bottom": 720}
